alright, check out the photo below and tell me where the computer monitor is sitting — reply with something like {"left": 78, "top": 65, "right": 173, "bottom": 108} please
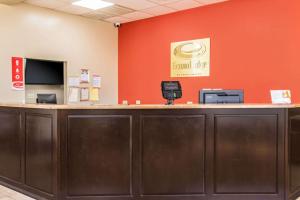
{"left": 25, "top": 59, "right": 64, "bottom": 85}
{"left": 36, "top": 94, "right": 57, "bottom": 104}
{"left": 161, "top": 81, "right": 182, "bottom": 105}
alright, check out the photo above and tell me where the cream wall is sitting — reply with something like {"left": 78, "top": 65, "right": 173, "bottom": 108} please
{"left": 0, "top": 3, "right": 118, "bottom": 104}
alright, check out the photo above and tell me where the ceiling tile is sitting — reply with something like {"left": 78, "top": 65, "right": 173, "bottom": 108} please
{"left": 0, "top": 0, "right": 24, "bottom": 5}
{"left": 59, "top": 0, "right": 77, "bottom": 3}
{"left": 24, "top": 0, "right": 231, "bottom": 24}
{"left": 148, "top": 0, "right": 179, "bottom": 5}
{"left": 82, "top": 11, "right": 116, "bottom": 19}
{"left": 99, "top": 5, "right": 134, "bottom": 15}
{"left": 55, "top": 4, "right": 92, "bottom": 15}
{"left": 143, "top": 5, "right": 176, "bottom": 16}
{"left": 166, "top": 0, "right": 201, "bottom": 10}
{"left": 60, "top": 0, "right": 77, "bottom": 2}
{"left": 81, "top": 13, "right": 100, "bottom": 20}
{"left": 122, "top": 11, "right": 153, "bottom": 20}
{"left": 25, "top": 0, "right": 68, "bottom": 9}
{"left": 105, "top": 16, "right": 133, "bottom": 23}
{"left": 105, "top": 0, "right": 157, "bottom": 10}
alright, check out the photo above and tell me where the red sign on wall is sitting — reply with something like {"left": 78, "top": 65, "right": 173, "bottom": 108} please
{"left": 12, "top": 57, "right": 24, "bottom": 90}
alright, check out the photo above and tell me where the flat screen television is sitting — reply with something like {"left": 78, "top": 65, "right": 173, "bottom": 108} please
{"left": 25, "top": 58, "right": 64, "bottom": 85}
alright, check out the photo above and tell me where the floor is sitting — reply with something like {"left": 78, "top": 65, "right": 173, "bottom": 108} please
{"left": 0, "top": 185, "right": 34, "bottom": 200}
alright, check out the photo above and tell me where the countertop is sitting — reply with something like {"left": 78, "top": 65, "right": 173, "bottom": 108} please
{"left": 0, "top": 103, "right": 296, "bottom": 109}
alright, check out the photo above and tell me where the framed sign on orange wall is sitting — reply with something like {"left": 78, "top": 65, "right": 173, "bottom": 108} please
{"left": 171, "top": 38, "right": 210, "bottom": 77}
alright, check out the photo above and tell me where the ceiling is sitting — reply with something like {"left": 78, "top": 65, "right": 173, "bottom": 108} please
{"left": 2, "top": 0, "right": 229, "bottom": 24}
{"left": 0, "top": 0, "right": 24, "bottom": 4}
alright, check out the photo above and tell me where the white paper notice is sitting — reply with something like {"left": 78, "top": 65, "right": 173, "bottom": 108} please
{"left": 80, "top": 87, "right": 89, "bottom": 101}
{"left": 80, "top": 69, "right": 89, "bottom": 83}
{"left": 270, "top": 90, "right": 291, "bottom": 104}
{"left": 68, "top": 88, "right": 79, "bottom": 103}
{"left": 68, "top": 76, "right": 80, "bottom": 87}
{"left": 92, "top": 75, "right": 101, "bottom": 88}
{"left": 90, "top": 88, "right": 100, "bottom": 101}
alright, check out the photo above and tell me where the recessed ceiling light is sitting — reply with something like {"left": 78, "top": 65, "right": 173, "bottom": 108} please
{"left": 72, "top": 0, "right": 114, "bottom": 10}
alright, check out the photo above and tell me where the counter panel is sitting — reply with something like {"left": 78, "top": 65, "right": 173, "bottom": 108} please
{"left": 0, "top": 108, "right": 58, "bottom": 200}
{"left": 140, "top": 115, "right": 206, "bottom": 196}
{"left": 288, "top": 108, "right": 300, "bottom": 200}
{"left": 66, "top": 115, "right": 133, "bottom": 197}
{"left": 0, "top": 109, "right": 22, "bottom": 183}
{"left": 214, "top": 114, "right": 279, "bottom": 194}
{"left": 25, "top": 113, "right": 54, "bottom": 194}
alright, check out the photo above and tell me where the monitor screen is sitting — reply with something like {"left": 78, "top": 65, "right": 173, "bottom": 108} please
{"left": 25, "top": 59, "right": 64, "bottom": 85}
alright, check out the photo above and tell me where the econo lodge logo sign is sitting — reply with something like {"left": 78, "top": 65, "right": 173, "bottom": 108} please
{"left": 12, "top": 57, "right": 24, "bottom": 90}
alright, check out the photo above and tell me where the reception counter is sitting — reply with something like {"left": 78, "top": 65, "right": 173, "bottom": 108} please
{"left": 0, "top": 104, "right": 299, "bottom": 200}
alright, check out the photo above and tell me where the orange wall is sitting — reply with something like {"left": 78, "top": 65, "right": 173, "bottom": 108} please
{"left": 119, "top": 0, "right": 300, "bottom": 104}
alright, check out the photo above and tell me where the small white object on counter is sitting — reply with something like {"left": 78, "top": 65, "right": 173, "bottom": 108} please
{"left": 270, "top": 90, "right": 291, "bottom": 104}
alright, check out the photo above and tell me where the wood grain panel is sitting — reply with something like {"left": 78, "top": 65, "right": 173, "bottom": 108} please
{"left": 0, "top": 110, "right": 22, "bottom": 183}
{"left": 214, "top": 115, "right": 278, "bottom": 194}
{"left": 0, "top": 107, "right": 289, "bottom": 200}
{"left": 288, "top": 109, "right": 300, "bottom": 199}
{"left": 66, "top": 115, "right": 132, "bottom": 197}
{"left": 25, "top": 114, "right": 53, "bottom": 194}
{"left": 289, "top": 116, "right": 300, "bottom": 194}
{"left": 140, "top": 115, "right": 206, "bottom": 196}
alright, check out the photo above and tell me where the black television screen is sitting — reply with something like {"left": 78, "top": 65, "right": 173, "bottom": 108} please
{"left": 25, "top": 59, "right": 64, "bottom": 85}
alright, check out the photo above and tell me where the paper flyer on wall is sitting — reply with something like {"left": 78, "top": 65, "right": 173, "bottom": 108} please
{"left": 80, "top": 69, "right": 89, "bottom": 83}
{"left": 90, "top": 88, "right": 99, "bottom": 102}
{"left": 68, "top": 76, "right": 80, "bottom": 87}
{"left": 68, "top": 88, "right": 79, "bottom": 103}
{"left": 80, "top": 87, "right": 89, "bottom": 101}
{"left": 92, "top": 75, "right": 101, "bottom": 88}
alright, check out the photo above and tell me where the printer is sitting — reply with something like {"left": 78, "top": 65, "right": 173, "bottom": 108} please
{"left": 199, "top": 89, "right": 244, "bottom": 104}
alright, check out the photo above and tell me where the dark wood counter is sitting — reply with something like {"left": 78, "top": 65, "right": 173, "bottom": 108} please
{"left": 0, "top": 105, "right": 299, "bottom": 200}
